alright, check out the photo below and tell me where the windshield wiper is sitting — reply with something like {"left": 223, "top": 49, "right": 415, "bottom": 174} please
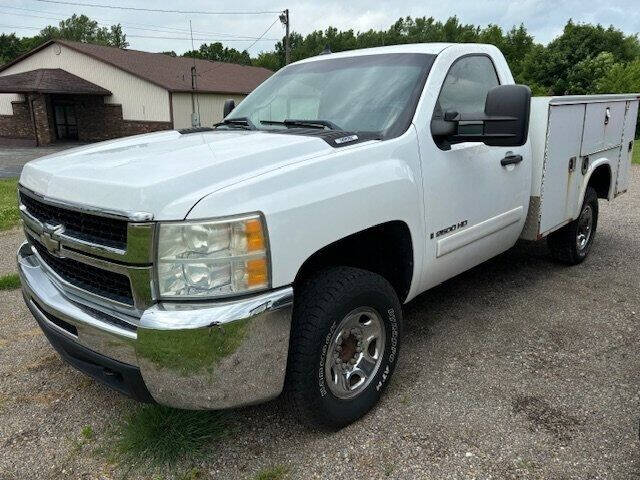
{"left": 214, "top": 117, "right": 257, "bottom": 130}
{"left": 260, "top": 119, "right": 343, "bottom": 131}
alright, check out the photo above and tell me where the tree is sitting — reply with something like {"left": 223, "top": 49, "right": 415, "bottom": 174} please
{"left": 596, "top": 59, "right": 640, "bottom": 93}
{"left": 566, "top": 52, "right": 616, "bottom": 94}
{"left": 0, "top": 33, "right": 24, "bottom": 65}
{"left": 183, "top": 42, "right": 251, "bottom": 65}
{"left": 252, "top": 51, "right": 281, "bottom": 70}
{"left": 39, "top": 14, "right": 128, "bottom": 48}
{"left": 250, "top": 16, "right": 536, "bottom": 74}
{"left": 500, "top": 25, "right": 535, "bottom": 83}
{"left": 519, "top": 20, "right": 640, "bottom": 94}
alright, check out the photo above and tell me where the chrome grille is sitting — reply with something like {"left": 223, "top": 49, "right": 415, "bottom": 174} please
{"left": 18, "top": 186, "right": 156, "bottom": 312}
{"left": 29, "top": 234, "right": 134, "bottom": 306}
{"left": 20, "top": 192, "right": 127, "bottom": 250}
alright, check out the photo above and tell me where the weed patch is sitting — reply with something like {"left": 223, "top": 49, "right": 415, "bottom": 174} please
{"left": 109, "top": 405, "right": 231, "bottom": 470}
{"left": 254, "top": 465, "right": 289, "bottom": 480}
{"left": 0, "top": 273, "right": 20, "bottom": 291}
{"left": 0, "top": 178, "right": 19, "bottom": 231}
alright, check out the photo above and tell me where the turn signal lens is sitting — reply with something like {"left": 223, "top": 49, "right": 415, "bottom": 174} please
{"left": 245, "top": 218, "right": 265, "bottom": 252}
{"left": 246, "top": 258, "right": 268, "bottom": 287}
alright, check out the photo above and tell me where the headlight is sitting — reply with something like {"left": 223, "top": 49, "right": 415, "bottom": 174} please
{"left": 156, "top": 214, "right": 270, "bottom": 299}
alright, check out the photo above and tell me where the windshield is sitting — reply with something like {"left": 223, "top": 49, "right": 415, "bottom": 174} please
{"left": 228, "top": 53, "right": 435, "bottom": 138}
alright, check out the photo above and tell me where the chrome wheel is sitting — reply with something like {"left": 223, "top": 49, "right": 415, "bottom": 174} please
{"left": 576, "top": 204, "right": 594, "bottom": 251}
{"left": 324, "top": 307, "right": 386, "bottom": 400}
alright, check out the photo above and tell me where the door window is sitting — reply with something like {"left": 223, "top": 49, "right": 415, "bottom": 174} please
{"left": 437, "top": 56, "right": 500, "bottom": 115}
{"left": 53, "top": 104, "right": 78, "bottom": 141}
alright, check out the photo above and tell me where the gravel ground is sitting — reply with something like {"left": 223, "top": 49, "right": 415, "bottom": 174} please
{"left": 1, "top": 167, "right": 639, "bottom": 480}
{"left": 0, "top": 227, "right": 24, "bottom": 277}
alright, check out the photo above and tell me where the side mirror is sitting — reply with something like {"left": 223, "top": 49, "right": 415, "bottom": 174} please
{"left": 431, "top": 84, "right": 531, "bottom": 148}
{"left": 223, "top": 99, "right": 235, "bottom": 118}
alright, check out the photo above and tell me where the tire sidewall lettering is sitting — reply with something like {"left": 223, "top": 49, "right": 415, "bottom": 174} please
{"left": 318, "top": 321, "right": 337, "bottom": 398}
{"left": 377, "top": 307, "right": 399, "bottom": 392}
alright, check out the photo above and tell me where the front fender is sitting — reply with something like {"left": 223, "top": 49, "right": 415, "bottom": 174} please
{"left": 186, "top": 133, "right": 425, "bottom": 294}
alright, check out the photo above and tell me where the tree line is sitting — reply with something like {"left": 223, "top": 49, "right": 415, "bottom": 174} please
{"left": 1, "top": 14, "right": 640, "bottom": 96}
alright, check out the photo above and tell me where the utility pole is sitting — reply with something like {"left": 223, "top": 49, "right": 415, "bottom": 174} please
{"left": 190, "top": 65, "right": 197, "bottom": 116}
{"left": 189, "top": 20, "right": 200, "bottom": 127}
{"left": 279, "top": 9, "right": 290, "bottom": 65}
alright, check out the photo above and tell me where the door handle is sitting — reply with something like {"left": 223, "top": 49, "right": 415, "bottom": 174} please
{"left": 501, "top": 154, "right": 523, "bottom": 166}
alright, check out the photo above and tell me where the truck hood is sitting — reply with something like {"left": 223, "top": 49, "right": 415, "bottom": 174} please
{"left": 20, "top": 130, "right": 334, "bottom": 219}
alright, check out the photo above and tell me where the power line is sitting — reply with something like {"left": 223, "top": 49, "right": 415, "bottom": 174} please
{"left": 0, "top": 25, "right": 45, "bottom": 31}
{"left": 197, "top": 17, "right": 281, "bottom": 77}
{"left": 0, "top": 9, "right": 280, "bottom": 40}
{"left": 245, "top": 17, "right": 281, "bottom": 52}
{"left": 126, "top": 33, "right": 277, "bottom": 42}
{"left": 34, "top": 0, "right": 282, "bottom": 15}
{"left": 0, "top": 5, "right": 280, "bottom": 40}
{"left": 0, "top": 24, "right": 279, "bottom": 42}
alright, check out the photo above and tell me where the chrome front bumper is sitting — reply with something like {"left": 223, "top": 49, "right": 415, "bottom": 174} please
{"left": 17, "top": 242, "right": 294, "bottom": 409}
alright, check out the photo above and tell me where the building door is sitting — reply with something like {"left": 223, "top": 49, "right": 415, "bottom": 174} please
{"left": 53, "top": 104, "right": 78, "bottom": 141}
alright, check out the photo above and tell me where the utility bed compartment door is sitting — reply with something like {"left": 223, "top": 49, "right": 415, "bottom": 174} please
{"left": 522, "top": 94, "right": 638, "bottom": 242}
{"left": 581, "top": 101, "right": 626, "bottom": 156}
{"left": 539, "top": 104, "right": 584, "bottom": 234}
{"left": 616, "top": 100, "right": 639, "bottom": 195}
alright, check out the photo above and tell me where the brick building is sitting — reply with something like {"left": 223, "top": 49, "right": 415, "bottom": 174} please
{"left": 0, "top": 40, "right": 272, "bottom": 145}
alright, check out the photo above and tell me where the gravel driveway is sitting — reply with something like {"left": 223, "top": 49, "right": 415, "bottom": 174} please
{"left": 1, "top": 168, "right": 639, "bottom": 480}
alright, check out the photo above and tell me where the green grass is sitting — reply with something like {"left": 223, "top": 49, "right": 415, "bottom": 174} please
{"left": 0, "top": 273, "right": 20, "bottom": 290}
{"left": 177, "top": 468, "right": 203, "bottom": 480}
{"left": 254, "top": 465, "right": 289, "bottom": 480}
{"left": 633, "top": 145, "right": 640, "bottom": 164}
{"left": 0, "top": 178, "right": 19, "bottom": 231}
{"left": 109, "top": 405, "right": 231, "bottom": 469}
{"left": 81, "top": 425, "right": 94, "bottom": 441}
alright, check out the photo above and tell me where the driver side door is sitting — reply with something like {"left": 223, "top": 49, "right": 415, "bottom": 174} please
{"left": 417, "top": 54, "right": 530, "bottom": 286}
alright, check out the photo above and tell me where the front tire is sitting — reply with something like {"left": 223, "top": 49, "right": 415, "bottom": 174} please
{"left": 547, "top": 186, "right": 599, "bottom": 265}
{"left": 285, "top": 267, "right": 403, "bottom": 429}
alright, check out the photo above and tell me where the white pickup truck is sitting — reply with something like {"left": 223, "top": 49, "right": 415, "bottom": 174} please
{"left": 17, "top": 43, "right": 638, "bottom": 428}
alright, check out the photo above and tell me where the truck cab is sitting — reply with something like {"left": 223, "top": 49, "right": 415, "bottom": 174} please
{"left": 17, "top": 43, "right": 637, "bottom": 428}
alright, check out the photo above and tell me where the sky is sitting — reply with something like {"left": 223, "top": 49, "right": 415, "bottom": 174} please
{"left": 2, "top": 0, "right": 640, "bottom": 55}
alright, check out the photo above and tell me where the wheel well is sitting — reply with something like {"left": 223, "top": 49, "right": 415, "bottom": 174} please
{"left": 587, "top": 165, "right": 612, "bottom": 199}
{"left": 294, "top": 221, "right": 414, "bottom": 302}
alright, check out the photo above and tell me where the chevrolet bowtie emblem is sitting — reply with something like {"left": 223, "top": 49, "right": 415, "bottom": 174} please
{"left": 41, "top": 223, "right": 65, "bottom": 255}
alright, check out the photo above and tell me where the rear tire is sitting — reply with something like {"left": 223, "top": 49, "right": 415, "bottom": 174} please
{"left": 547, "top": 186, "right": 598, "bottom": 265}
{"left": 285, "top": 267, "right": 402, "bottom": 429}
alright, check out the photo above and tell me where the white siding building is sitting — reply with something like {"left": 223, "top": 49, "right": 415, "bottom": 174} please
{"left": 0, "top": 39, "right": 272, "bottom": 145}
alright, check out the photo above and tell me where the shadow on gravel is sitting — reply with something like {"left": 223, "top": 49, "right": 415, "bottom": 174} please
{"left": 403, "top": 239, "right": 555, "bottom": 336}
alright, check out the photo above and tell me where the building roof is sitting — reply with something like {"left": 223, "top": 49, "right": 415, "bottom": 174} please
{"left": 0, "top": 39, "right": 273, "bottom": 95}
{"left": 0, "top": 68, "right": 112, "bottom": 95}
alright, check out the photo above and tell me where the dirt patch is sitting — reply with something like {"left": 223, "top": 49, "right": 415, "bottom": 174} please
{"left": 512, "top": 394, "right": 582, "bottom": 442}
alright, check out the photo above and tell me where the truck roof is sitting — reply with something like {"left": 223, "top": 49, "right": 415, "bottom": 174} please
{"left": 293, "top": 43, "right": 471, "bottom": 65}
